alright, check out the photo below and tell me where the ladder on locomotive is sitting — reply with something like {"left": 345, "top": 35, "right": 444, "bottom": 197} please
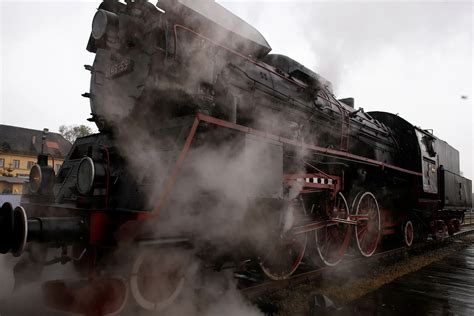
{"left": 323, "top": 90, "right": 351, "bottom": 151}
{"left": 340, "top": 110, "right": 350, "bottom": 151}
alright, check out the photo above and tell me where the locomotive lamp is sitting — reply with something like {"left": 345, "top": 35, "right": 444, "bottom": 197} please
{"left": 30, "top": 127, "right": 55, "bottom": 194}
{"left": 92, "top": 9, "right": 119, "bottom": 40}
{"left": 29, "top": 164, "right": 55, "bottom": 194}
{"left": 76, "top": 157, "right": 106, "bottom": 195}
{"left": 29, "top": 164, "right": 42, "bottom": 193}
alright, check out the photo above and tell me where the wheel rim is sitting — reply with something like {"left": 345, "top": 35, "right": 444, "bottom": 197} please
{"left": 315, "top": 192, "right": 351, "bottom": 266}
{"left": 351, "top": 191, "right": 363, "bottom": 213}
{"left": 404, "top": 221, "right": 414, "bottom": 247}
{"left": 354, "top": 192, "right": 381, "bottom": 257}
{"left": 130, "top": 250, "right": 187, "bottom": 311}
{"left": 259, "top": 202, "right": 307, "bottom": 280}
{"left": 453, "top": 219, "right": 461, "bottom": 232}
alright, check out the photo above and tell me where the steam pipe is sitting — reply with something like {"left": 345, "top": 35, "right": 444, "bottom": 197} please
{"left": 27, "top": 217, "right": 88, "bottom": 244}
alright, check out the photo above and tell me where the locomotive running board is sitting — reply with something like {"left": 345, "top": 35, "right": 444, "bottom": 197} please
{"left": 196, "top": 114, "right": 423, "bottom": 177}
{"left": 145, "top": 114, "right": 422, "bottom": 218}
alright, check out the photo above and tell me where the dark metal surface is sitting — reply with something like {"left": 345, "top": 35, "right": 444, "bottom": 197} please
{"left": 436, "top": 138, "right": 460, "bottom": 174}
{"left": 441, "top": 168, "right": 472, "bottom": 210}
{"left": 341, "top": 242, "right": 474, "bottom": 315}
{"left": 159, "top": 0, "right": 272, "bottom": 58}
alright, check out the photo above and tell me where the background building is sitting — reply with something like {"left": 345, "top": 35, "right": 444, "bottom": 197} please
{"left": 0, "top": 124, "right": 71, "bottom": 195}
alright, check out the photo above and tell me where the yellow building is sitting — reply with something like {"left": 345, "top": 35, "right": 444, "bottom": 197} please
{"left": 0, "top": 125, "right": 71, "bottom": 195}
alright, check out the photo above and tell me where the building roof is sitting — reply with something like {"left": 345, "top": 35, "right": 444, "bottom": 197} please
{"left": 0, "top": 125, "right": 72, "bottom": 159}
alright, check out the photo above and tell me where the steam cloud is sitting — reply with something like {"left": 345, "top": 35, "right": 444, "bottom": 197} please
{"left": 85, "top": 2, "right": 293, "bottom": 315}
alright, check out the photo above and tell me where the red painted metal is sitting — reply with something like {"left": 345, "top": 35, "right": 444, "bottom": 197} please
{"left": 142, "top": 113, "right": 420, "bottom": 223}
{"left": 302, "top": 183, "right": 333, "bottom": 190}
{"left": 259, "top": 236, "right": 307, "bottom": 281}
{"left": 292, "top": 217, "right": 365, "bottom": 235}
{"left": 447, "top": 218, "right": 461, "bottom": 236}
{"left": 197, "top": 114, "right": 422, "bottom": 177}
{"left": 354, "top": 192, "right": 381, "bottom": 257}
{"left": 292, "top": 220, "right": 331, "bottom": 235}
{"left": 404, "top": 221, "right": 414, "bottom": 246}
{"left": 350, "top": 215, "right": 370, "bottom": 221}
{"left": 284, "top": 173, "right": 342, "bottom": 198}
{"left": 300, "top": 189, "right": 325, "bottom": 194}
{"left": 152, "top": 117, "right": 201, "bottom": 215}
{"left": 101, "top": 145, "right": 111, "bottom": 209}
{"left": 379, "top": 208, "right": 406, "bottom": 233}
{"left": 331, "top": 217, "right": 358, "bottom": 225}
{"left": 383, "top": 228, "right": 396, "bottom": 235}
{"left": 314, "top": 192, "right": 352, "bottom": 266}
{"left": 258, "top": 204, "right": 308, "bottom": 280}
{"left": 89, "top": 212, "right": 108, "bottom": 246}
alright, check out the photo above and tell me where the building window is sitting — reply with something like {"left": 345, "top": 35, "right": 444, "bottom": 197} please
{"left": 27, "top": 161, "right": 35, "bottom": 170}
{"left": 0, "top": 158, "right": 4, "bottom": 168}
{"left": 2, "top": 187, "right": 12, "bottom": 194}
{"left": 12, "top": 160, "right": 20, "bottom": 169}
{"left": 55, "top": 164, "right": 62, "bottom": 173}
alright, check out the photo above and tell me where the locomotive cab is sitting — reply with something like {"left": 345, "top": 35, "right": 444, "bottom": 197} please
{"left": 369, "top": 111, "right": 472, "bottom": 236}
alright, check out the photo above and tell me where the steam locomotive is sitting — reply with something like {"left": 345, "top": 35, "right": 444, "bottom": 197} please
{"left": 0, "top": 0, "right": 471, "bottom": 314}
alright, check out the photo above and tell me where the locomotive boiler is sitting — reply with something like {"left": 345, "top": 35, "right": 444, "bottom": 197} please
{"left": 0, "top": 0, "right": 471, "bottom": 313}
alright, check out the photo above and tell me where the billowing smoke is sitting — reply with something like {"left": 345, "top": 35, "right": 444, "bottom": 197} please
{"left": 0, "top": 256, "right": 15, "bottom": 298}
{"left": 85, "top": 2, "right": 305, "bottom": 315}
{"left": 0, "top": 249, "right": 83, "bottom": 315}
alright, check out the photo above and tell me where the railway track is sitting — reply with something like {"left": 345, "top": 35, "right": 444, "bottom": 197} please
{"left": 241, "top": 225, "right": 474, "bottom": 299}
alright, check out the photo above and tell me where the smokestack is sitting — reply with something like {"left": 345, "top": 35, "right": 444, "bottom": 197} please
{"left": 41, "top": 128, "right": 49, "bottom": 154}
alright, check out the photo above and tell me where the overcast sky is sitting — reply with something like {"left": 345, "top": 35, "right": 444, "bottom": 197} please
{"left": 0, "top": 0, "right": 472, "bottom": 180}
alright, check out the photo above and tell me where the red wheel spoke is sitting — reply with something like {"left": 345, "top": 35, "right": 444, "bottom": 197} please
{"left": 360, "top": 229, "right": 368, "bottom": 244}
{"left": 259, "top": 200, "right": 307, "bottom": 280}
{"left": 354, "top": 192, "right": 380, "bottom": 257}
{"left": 315, "top": 192, "right": 351, "bottom": 266}
{"left": 357, "top": 225, "right": 368, "bottom": 237}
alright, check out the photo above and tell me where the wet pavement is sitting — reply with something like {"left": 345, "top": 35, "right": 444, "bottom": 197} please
{"left": 337, "top": 242, "right": 474, "bottom": 315}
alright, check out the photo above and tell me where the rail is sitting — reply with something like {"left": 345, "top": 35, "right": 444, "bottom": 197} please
{"left": 464, "top": 210, "right": 474, "bottom": 226}
{"left": 241, "top": 226, "right": 474, "bottom": 299}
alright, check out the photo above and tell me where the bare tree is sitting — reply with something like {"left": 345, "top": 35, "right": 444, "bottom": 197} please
{"left": 59, "top": 125, "right": 94, "bottom": 143}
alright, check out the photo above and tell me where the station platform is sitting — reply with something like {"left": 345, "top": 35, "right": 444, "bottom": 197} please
{"left": 339, "top": 242, "right": 474, "bottom": 315}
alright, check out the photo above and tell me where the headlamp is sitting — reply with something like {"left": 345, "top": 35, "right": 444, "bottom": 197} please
{"left": 92, "top": 9, "right": 119, "bottom": 40}
{"left": 77, "top": 157, "right": 95, "bottom": 195}
{"left": 29, "top": 164, "right": 42, "bottom": 194}
{"left": 29, "top": 164, "right": 55, "bottom": 195}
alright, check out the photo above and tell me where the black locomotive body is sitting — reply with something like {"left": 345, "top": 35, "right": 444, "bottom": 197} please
{"left": 0, "top": 0, "right": 471, "bottom": 313}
